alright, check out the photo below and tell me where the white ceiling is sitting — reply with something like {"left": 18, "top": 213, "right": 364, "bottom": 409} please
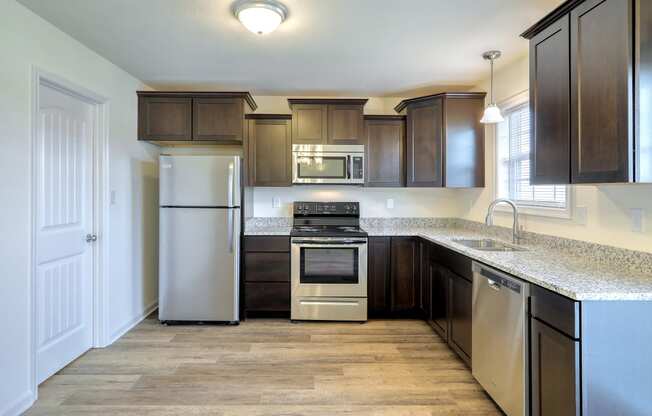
{"left": 19, "top": 0, "right": 562, "bottom": 96}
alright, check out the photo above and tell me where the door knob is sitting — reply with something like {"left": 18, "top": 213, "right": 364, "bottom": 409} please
{"left": 86, "top": 234, "right": 98, "bottom": 243}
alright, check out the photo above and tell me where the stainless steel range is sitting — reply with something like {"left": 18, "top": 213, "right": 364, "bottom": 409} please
{"left": 291, "top": 202, "right": 368, "bottom": 322}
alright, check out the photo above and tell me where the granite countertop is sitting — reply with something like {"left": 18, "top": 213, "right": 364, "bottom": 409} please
{"left": 245, "top": 218, "right": 652, "bottom": 301}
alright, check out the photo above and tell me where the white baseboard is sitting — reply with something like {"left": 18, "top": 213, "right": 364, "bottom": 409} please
{"left": 1, "top": 389, "right": 35, "bottom": 416}
{"left": 106, "top": 300, "right": 158, "bottom": 346}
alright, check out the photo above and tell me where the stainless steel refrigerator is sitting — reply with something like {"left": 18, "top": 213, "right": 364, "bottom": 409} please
{"left": 158, "top": 155, "right": 240, "bottom": 323}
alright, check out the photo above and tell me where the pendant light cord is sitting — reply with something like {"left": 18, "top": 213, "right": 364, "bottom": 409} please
{"left": 490, "top": 58, "right": 494, "bottom": 105}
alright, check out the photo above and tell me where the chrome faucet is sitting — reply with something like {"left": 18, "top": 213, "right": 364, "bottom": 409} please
{"left": 485, "top": 198, "right": 521, "bottom": 244}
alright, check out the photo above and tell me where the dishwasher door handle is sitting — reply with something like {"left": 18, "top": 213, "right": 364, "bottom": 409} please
{"left": 487, "top": 279, "right": 501, "bottom": 291}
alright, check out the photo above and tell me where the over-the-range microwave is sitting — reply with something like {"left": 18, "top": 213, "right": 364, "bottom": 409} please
{"left": 292, "top": 144, "right": 364, "bottom": 185}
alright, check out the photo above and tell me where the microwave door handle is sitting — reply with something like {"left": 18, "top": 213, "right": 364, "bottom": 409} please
{"left": 346, "top": 155, "right": 351, "bottom": 179}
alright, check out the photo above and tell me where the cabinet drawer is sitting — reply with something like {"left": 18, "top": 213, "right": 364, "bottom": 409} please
{"left": 245, "top": 282, "right": 290, "bottom": 311}
{"left": 244, "top": 236, "right": 290, "bottom": 252}
{"left": 429, "top": 243, "right": 473, "bottom": 282}
{"left": 245, "top": 252, "right": 290, "bottom": 282}
{"left": 530, "top": 285, "right": 580, "bottom": 339}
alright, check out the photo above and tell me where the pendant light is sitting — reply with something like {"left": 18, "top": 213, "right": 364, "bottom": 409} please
{"left": 480, "top": 50, "right": 504, "bottom": 124}
{"left": 233, "top": 0, "right": 288, "bottom": 35}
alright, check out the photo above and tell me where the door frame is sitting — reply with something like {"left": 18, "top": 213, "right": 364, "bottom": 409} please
{"left": 29, "top": 67, "right": 111, "bottom": 396}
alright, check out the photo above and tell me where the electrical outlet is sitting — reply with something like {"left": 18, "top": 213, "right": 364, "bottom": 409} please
{"left": 630, "top": 208, "right": 645, "bottom": 233}
{"left": 386, "top": 198, "right": 394, "bottom": 209}
{"left": 272, "top": 197, "right": 281, "bottom": 209}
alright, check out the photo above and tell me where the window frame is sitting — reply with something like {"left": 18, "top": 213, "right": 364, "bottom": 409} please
{"left": 493, "top": 91, "right": 573, "bottom": 219}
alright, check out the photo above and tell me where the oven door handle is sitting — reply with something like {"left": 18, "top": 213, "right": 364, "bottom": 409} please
{"left": 292, "top": 239, "right": 368, "bottom": 245}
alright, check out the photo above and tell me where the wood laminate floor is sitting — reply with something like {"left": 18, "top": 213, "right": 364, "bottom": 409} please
{"left": 27, "top": 316, "right": 501, "bottom": 415}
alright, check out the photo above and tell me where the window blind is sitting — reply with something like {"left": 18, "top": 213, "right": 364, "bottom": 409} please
{"left": 496, "top": 103, "right": 567, "bottom": 209}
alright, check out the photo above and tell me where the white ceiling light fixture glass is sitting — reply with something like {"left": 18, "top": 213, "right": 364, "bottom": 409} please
{"left": 233, "top": 0, "right": 288, "bottom": 35}
{"left": 480, "top": 50, "right": 505, "bottom": 124}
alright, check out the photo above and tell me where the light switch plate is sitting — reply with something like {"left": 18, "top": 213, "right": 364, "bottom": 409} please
{"left": 110, "top": 190, "right": 117, "bottom": 205}
{"left": 272, "top": 197, "right": 281, "bottom": 209}
{"left": 630, "top": 208, "right": 645, "bottom": 233}
{"left": 386, "top": 198, "right": 394, "bottom": 209}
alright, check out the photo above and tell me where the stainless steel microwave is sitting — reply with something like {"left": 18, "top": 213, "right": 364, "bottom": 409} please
{"left": 292, "top": 144, "right": 364, "bottom": 185}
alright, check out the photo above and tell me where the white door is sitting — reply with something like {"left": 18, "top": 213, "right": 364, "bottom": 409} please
{"left": 36, "top": 83, "right": 94, "bottom": 384}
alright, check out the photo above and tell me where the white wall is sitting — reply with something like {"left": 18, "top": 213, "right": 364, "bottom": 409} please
{"left": 0, "top": 1, "right": 158, "bottom": 414}
{"left": 253, "top": 187, "right": 462, "bottom": 217}
{"left": 458, "top": 54, "right": 652, "bottom": 253}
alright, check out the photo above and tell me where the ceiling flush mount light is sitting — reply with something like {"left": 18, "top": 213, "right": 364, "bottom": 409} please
{"left": 480, "top": 50, "right": 504, "bottom": 124}
{"left": 233, "top": 0, "right": 288, "bottom": 35}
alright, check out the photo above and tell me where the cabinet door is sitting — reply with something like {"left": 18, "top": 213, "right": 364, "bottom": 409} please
{"left": 368, "top": 237, "right": 391, "bottom": 316}
{"left": 418, "top": 240, "right": 431, "bottom": 319}
{"left": 429, "top": 263, "right": 449, "bottom": 340}
{"left": 448, "top": 271, "right": 472, "bottom": 365}
{"left": 365, "top": 118, "right": 405, "bottom": 187}
{"left": 443, "top": 97, "right": 485, "bottom": 188}
{"left": 406, "top": 99, "right": 443, "bottom": 187}
{"left": 327, "top": 104, "right": 365, "bottom": 145}
{"left": 193, "top": 98, "right": 244, "bottom": 142}
{"left": 530, "top": 16, "right": 571, "bottom": 185}
{"left": 291, "top": 104, "right": 328, "bottom": 144}
{"left": 571, "top": 0, "right": 633, "bottom": 183}
{"left": 531, "top": 318, "right": 580, "bottom": 416}
{"left": 390, "top": 237, "right": 418, "bottom": 313}
{"left": 248, "top": 118, "right": 292, "bottom": 186}
{"left": 138, "top": 96, "right": 192, "bottom": 141}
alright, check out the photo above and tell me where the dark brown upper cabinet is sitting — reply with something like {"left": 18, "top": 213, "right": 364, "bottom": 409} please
{"left": 395, "top": 93, "right": 486, "bottom": 188}
{"left": 246, "top": 115, "right": 292, "bottom": 187}
{"left": 289, "top": 99, "right": 368, "bottom": 145}
{"left": 364, "top": 115, "right": 406, "bottom": 187}
{"left": 571, "top": 0, "right": 633, "bottom": 183}
{"left": 137, "top": 92, "right": 257, "bottom": 144}
{"left": 289, "top": 103, "right": 327, "bottom": 145}
{"left": 530, "top": 16, "right": 571, "bottom": 185}
{"left": 328, "top": 104, "right": 365, "bottom": 145}
{"left": 193, "top": 98, "right": 244, "bottom": 143}
{"left": 138, "top": 96, "right": 192, "bottom": 141}
{"left": 523, "top": 0, "right": 652, "bottom": 184}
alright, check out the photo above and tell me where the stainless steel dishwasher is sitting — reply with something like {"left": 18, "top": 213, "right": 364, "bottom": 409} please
{"left": 472, "top": 262, "right": 529, "bottom": 416}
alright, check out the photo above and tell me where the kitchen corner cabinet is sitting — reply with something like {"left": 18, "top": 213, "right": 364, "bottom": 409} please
{"left": 364, "top": 116, "right": 406, "bottom": 187}
{"left": 246, "top": 115, "right": 292, "bottom": 187}
{"left": 289, "top": 99, "right": 367, "bottom": 145}
{"left": 523, "top": 0, "right": 652, "bottom": 183}
{"left": 390, "top": 237, "right": 419, "bottom": 313}
{"left": 395, "top": 92, "right": 485, "bottom": 188}
{"left": 137, "top": 92, "right": 257, "bottom": 144}
{"left": 368, "top": 237, "right": 391, "bottom": 317}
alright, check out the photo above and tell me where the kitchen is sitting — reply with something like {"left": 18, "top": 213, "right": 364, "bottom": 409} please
{"left": 1, "top": 0, "right": 652, "bottom": 415}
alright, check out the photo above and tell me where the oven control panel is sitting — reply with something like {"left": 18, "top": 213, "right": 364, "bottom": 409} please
{"left": 294, "top": 202, "right": 359, "bottom": 216}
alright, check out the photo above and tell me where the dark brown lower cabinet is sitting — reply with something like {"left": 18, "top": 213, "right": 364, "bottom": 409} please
{"left": 368, "top": 237, "right": 391, "bottom": 317}
{"left": 390, "top": 237, "right": 418, "bottom": 313}
{"left": 530, "top": 318, "right": 580, "bottom": 416}
{"left": 243, "top": 237, "right": 291, "bottom": 317}
{"left": 448, "top": 271, "right": 472, "bottom": 365}
{"left": 418, "top": 240, "right": 431, "bottom": 319}
{"left": 429, "top": 262, "right": 449, "bottom": 340}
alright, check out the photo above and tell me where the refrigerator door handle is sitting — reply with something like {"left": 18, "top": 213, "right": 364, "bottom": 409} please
{"left": 228, "top": 209, "right": 235, "bottom": 253}
{"left": 227, "top": 162, "right": 234, "bottom": 208}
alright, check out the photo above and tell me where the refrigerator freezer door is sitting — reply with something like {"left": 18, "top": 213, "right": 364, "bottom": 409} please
{"left": 159, "top": 155, "right": 241, "bottom": 207}
{"left": 159, "top": 207, "right": 240, "bottom": 322}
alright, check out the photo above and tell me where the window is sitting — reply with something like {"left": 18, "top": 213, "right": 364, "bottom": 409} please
{"left": 496, "top": 101, "right": 569, "bottom": 216}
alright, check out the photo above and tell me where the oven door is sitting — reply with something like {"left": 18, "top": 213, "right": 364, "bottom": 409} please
{"left": 291, "top": 238, "right": 367, "bottom": 298}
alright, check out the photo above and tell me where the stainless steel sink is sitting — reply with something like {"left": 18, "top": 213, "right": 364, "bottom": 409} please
{"left": 452, "top": 238, "right": 527, "bottom": 252}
